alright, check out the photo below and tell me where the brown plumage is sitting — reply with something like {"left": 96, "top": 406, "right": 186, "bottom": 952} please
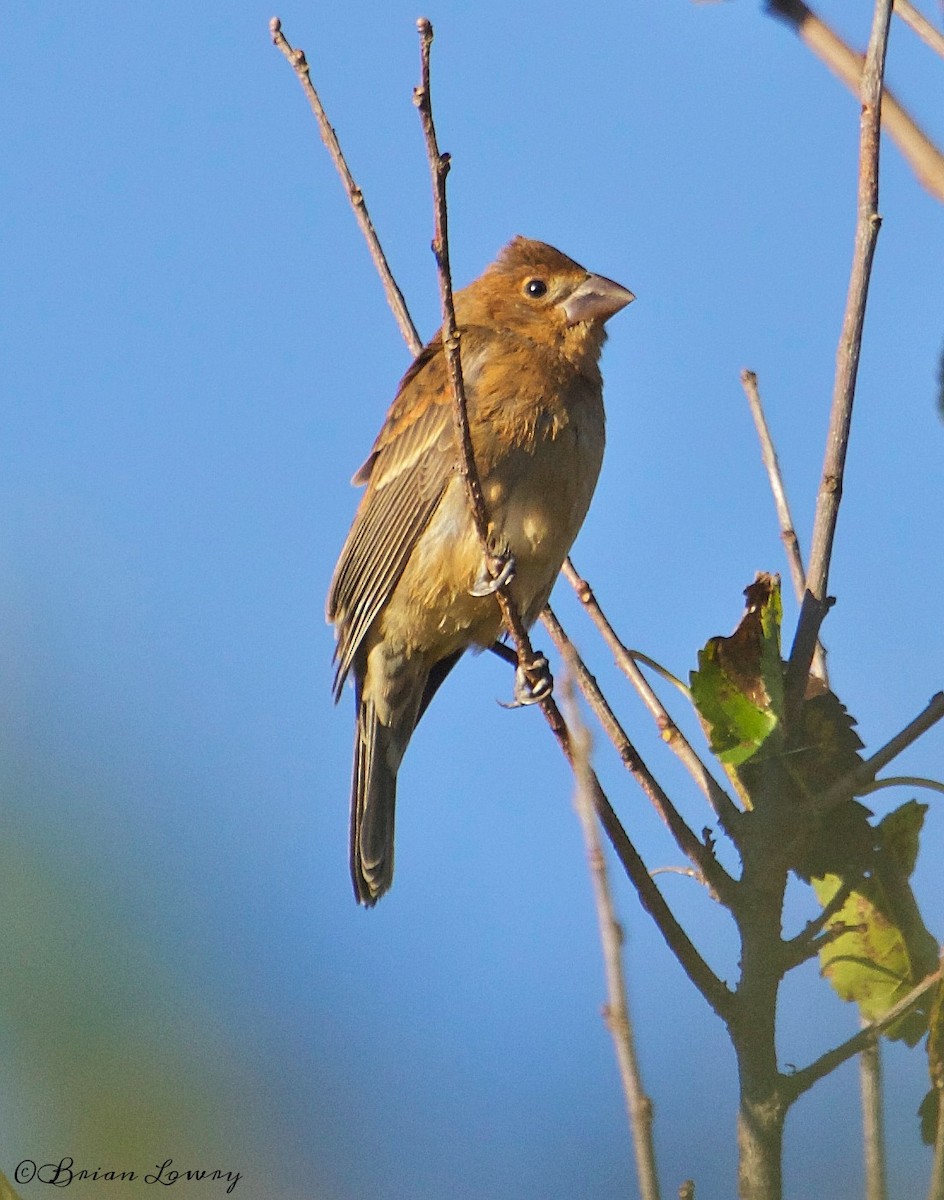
{"left": 327, "top": 236, "right": 634, "bottom": 904}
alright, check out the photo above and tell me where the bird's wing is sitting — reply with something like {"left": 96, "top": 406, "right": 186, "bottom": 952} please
{"left": 327, "top": 334, "right": 477, "bottom": 698}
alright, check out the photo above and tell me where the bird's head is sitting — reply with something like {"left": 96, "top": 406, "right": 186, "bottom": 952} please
{"left": 454, "top": 236, "right": 634, "bottom": 369}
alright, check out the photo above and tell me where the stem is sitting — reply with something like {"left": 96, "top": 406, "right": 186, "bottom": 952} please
{"left": 786, "top": 0, "right": 893, "bottom": 706}
{"left": 731, "top": 834, "right": 790, "bottom": 1200}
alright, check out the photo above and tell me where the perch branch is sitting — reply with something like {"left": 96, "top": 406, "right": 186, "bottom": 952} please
{"left": 280, "top": 12, "right": 733, "bottom": 1019}
{"left": 413, "top": 18, "right": 545, "bottom": 694}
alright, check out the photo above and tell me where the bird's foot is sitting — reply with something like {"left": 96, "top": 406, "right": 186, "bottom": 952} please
{"left": 499, "top": 655, "right": 553, "bottom": 708}
{"left": 469, "top": 552, "right": 516, "bottom": 597}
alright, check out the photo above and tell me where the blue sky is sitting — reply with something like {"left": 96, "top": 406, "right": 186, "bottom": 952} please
{"left": 2, "top": 2, "right": 943, "bottom": 1197}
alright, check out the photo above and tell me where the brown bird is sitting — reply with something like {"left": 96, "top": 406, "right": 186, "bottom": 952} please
{"left": 327, "top": 236, "right": 634, "bottom": 904}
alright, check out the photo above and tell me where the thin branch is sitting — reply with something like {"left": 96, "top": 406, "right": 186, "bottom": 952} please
{"left": 783, "top": 964, "right": 943, "bottom": 1102}
{"left": 766, "top": 0, "right": 944, "bottom": 204}
{"left": 740, "top": 368, "right": 829, "bottom": 684}
{"left": 543, "top": 605, "right": 738, "bottom": 906}
{"left": 413, "top": 18, "right": 544, "bottom": 693}
{"left": 564, "top": 681, "right": 662, "bottom": 1200}
{"left": 895, "top": 0, "right": 944, "bottom": 60}
{"left": 787, "top": 0, "right": 894, "bottom": 706}
{"left": 269, "top": 18, "right": 422, "bottom": 355}
{"left": 818, "top": 692, "right": 944, "bottom": 812}
{"left": 562, "top": 559, "right": 743, "bottom": 839}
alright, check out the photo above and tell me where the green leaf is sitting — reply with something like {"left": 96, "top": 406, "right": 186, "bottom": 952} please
{"left": 812, "top": 805, "right": 937, "bottom": 1045}
{"left": 690, "top": 574, "right": 784, "bottom": 768}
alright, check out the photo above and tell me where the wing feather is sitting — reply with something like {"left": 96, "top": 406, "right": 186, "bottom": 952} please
{"left": 327, "top": 352, "right": 458, "bottom": 696}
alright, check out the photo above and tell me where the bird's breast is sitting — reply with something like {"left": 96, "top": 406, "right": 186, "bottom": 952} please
{"left": 375, "top": 382, "right": 604, "bottom": 657}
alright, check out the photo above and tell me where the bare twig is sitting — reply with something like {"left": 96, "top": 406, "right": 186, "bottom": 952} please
{"left": 783, "top": 964, "right": 943, "bottom": 1101}
{"left": 563, "top": 679, "right": 663, "bottom": 1200}
{"left": 787, "top": 0, "right": 894, "bottom": 707}
{"left": 766, "top": 0, "right": 944, "bottom": 204}
{"left": 740, "top": 369, "right": 829, "bottom": 684}
{"left": 413, "top": 18, "right": 546, "bottom": 696}
{"left": 543, "top": 605, "right": 738, "bottom": 906}
{"left": 818, "top": 692, "right": 944, "bottom": 811}
{"left": 562, "top": 560, "right": 743, "bottom": 838}
{"left": 269, "top": 18, "right": 422, "bottom": 355}
{"left": 895, "top": 0, "right": 944, "bottom": 60}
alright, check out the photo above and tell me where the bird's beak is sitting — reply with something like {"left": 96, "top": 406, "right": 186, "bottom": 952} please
{"left": 563, "top": 273, "right": 636, "bottom": 326}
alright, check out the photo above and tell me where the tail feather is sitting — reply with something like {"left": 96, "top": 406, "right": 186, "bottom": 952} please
{"left": 350, "top": 695, "right": 400, "bottom": 905}
{"left": 350, "top": 655, "right": 449, "bottom": 905}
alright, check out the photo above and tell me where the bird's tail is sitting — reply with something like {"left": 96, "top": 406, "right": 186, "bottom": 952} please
{"left": 350, "top": 694, "right": 407, "bottom": 906}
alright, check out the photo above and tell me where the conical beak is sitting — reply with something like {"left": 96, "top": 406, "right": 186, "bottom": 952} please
{"left": 563, "top": 273, "right": 636, "bottom": 326}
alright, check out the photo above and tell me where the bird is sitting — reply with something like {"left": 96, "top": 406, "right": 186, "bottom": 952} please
{"left": 327, "top": 236, "right": 634, "bottom": 905}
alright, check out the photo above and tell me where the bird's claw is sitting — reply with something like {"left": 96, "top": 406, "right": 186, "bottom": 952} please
{"left": 498, "top": 655, "right": 553, "bottom": 708}
{"left": 469, "top": 553, "right": 517, "bottom": 597}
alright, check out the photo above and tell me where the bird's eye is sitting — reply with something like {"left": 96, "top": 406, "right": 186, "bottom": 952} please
{"left": 524, "top": 278, "right": 548, "bottom": 299}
